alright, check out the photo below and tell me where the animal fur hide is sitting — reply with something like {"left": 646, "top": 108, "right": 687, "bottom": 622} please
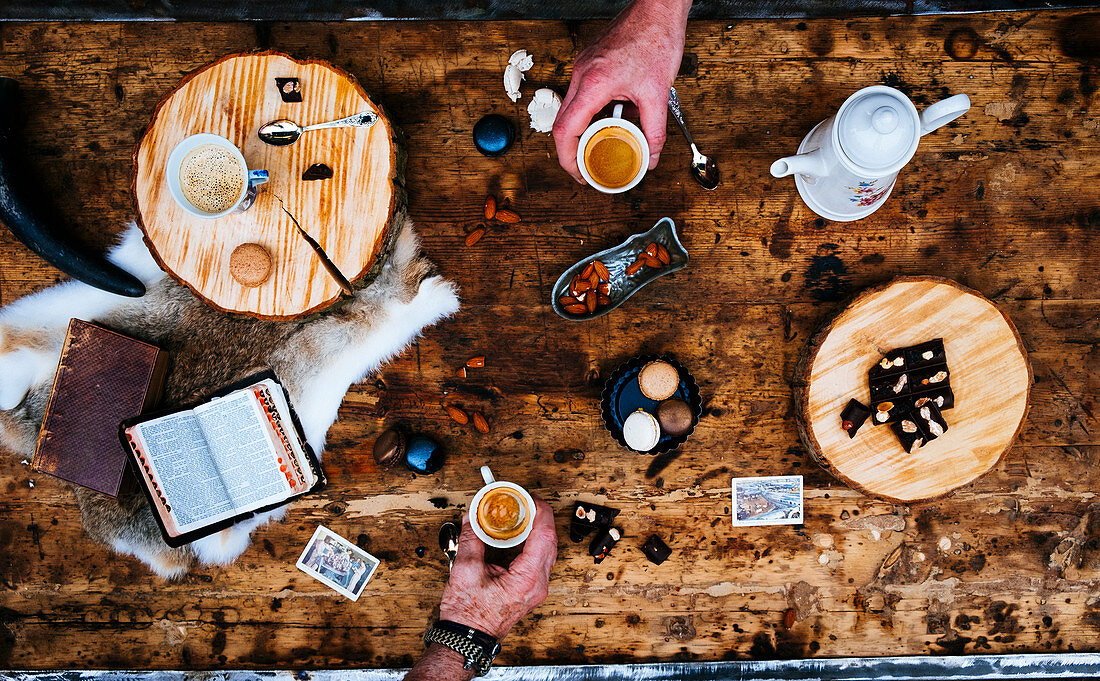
{"left": 0, "top": 214, "right": 459, "bottom": 578}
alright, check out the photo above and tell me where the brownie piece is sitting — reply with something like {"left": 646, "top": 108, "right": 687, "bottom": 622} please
{"left": 840, "top": 399, "right": 871, "bottom": 438}
{"left": 891, "top": 412, "right": 925, "bottom": 453}
{"left": 641, "top": 534, "right": 672, "bottom": 565}
{"left": 904, "top": 338, "right": 946, "bottom": 369}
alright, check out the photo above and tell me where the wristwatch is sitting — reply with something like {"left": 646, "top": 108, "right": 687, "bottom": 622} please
{"left": 423, "top": 619, "right": 501, "bottom": 676}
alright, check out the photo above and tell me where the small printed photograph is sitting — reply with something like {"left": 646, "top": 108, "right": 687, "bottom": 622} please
{"left": 731, "top": 475, "right": 804, "bottom": 527}
{"left": 296, "top": 525, "right": 380, "bottom": 601}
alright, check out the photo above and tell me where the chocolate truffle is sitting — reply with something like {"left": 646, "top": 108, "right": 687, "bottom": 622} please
{"left": 404, "top": 435, "right": 445, "bottom": 474}
{"left": 622, "top": 410, "right": 661, "bottom": 452}
{"left": 637, "top": 360, "right": 679, "bottom": 400}
{"left": 473, "top": 114, "right": 515, "bottom": 157}
{"left": 372, "top": 428, "right": 406, "bottom": 468}
{"left": 656, "top": 399, "right": 694, "bottom": 437}
{"left": 641, "top": 534, "right": 672, "bottom": 565}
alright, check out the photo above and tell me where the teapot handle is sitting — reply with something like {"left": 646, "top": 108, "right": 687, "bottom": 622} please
{"left": 920, "top": 94, "right": 971, "bottom": 136}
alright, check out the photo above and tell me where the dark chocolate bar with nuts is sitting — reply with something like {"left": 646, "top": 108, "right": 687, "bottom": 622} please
{"left": 891, "top": 411, "right": 925, "bottom": 453}
{"left": 840, "top": 399, "right": 871, "bottom": 438}
{"left": 916, "top": 401, "right": 949, "bottom": 442}
{"left": 869, "top": 371, "right": 911, "bottom": 402}
{"left": 570, "top": 501, "right": 620, "bottom": 543}
{"left": 589, "top": 526, "right": 621, "bottom": 564}
{"left": 868, "top": 349, "right": 907, "bottom": 380}
{"left": 904, "top": 338, "right": 946, "bottom": 369}
{"left": 641, "top": 534, "right": 672, "bottom": 565}
{"left": 914, "top": 386, "right": 954, "bottom": 411}
{"left": 910, "top": 364, "right": 950, "bottom": 394}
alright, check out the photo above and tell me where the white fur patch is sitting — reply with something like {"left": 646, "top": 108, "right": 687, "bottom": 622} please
{"left": 2, "top": 223, "right": 460, "bottom": 578}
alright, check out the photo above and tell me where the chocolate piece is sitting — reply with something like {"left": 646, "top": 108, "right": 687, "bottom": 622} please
{"left": 869, "top": 370, "right": 910, "bottom": 402}
{"left": 301, "top": 163, "right": 333, "bottom": 181}
{"left": 275, "top": 77, "right": 302, "bottom": 102}
{"left": 589, "top": 526, "right": 621, "bottom": 564}
{"left": 911, "top": 364, "right": 950, "bottom": 393}
{"left": 656, "top": 398, "right": 694, "bottom": 437}
{"left": 916, "top": 402, "right": 949, "bottom": 442}
{"left": 904, "top": 338, "right": 946, "bottom": 368}
{"left": 891, "top": 413, "right": 925, "bottom": 452}
{"left": 473, "top": 114, "right": 515, "bottom": 157}
{"left": 404, "top": 435, "right": 445, "bottom": 474}
{"left": 570, "top": 501, "right": 620, "bottom": 542}
{"left": 840, "top": 399, "right": 870, "bottom": 438}
{"left": 870, "top": 398, "right": 909, "bottom": 425}
{"left": 641, "top": 534, "right": 672, "bottom": 565}
{"left": 868, "top": 349, "right": 907, "bottom": 380}
{"left": 914, "top": 386, "right": 955, "bottom": 411}
{"left": 372, "top": 428, "right": 406, "bottom": 468}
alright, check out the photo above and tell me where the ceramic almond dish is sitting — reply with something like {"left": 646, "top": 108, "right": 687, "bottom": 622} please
{"left": 551, "top": 217, "right": 688, "bottom": 321}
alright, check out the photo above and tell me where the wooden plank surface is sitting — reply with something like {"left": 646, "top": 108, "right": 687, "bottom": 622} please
{"left": 1, "top": 10, "right": 1099, "bottom": 669}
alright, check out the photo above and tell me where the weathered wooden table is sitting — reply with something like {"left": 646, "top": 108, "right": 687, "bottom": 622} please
{"left": 1, "top": 10, "right": 1098, "bottom": 670}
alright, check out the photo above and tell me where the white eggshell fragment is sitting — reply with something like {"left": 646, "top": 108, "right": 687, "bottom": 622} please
{"left": 508, "top": 49, "right": 534, "bottom": 71}
{"left": 527, "top": 88, "right": 562, "bottom": 133}
{"left": 503, "top": 49, "right": 534, "bottom": 102}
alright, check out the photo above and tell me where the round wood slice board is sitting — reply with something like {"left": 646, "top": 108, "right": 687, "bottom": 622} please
{"left": 796, "top": 277, "right": 1032, "bottom": 503}
{"left": 133, "top": 51, "right": 398, "bottom": 319}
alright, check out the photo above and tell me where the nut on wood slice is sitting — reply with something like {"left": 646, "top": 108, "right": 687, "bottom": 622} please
{"left": 133, "top": 51, "right": 399, "bottom": 319}
{"left": 794, "top": 276, "right": 1031, "bottom": 503}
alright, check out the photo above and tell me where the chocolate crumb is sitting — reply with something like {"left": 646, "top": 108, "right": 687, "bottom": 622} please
{"left": 302, "top": 163, "right": 334, "bottom": 181}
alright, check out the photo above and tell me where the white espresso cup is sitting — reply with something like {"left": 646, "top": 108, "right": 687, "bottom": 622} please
{"left": 166, "top": 133, "right": 269, "bottom": 219}
{"left": 576, "top": 103, "right": 650, "bottom": 194}
{"left": 469, "top": 466, "right": 536, "bottom": 549}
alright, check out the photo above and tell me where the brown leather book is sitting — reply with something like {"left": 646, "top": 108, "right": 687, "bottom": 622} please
{"left": 32, "top": 319, "right": 168, "bottom": 497}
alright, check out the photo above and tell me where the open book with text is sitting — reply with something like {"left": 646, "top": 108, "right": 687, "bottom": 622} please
{"left": 122, "top": 375, "right": 324, "bottom": 546}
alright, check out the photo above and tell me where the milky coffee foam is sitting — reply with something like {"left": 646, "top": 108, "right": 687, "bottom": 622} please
{"left": 179, "top": 144, "right": 245, "bottom": 214}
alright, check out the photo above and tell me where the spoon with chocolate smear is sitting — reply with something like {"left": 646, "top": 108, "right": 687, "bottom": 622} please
{"left": 257, "top": 111, "right": 378, "bottom": 146}
{"left": 667, "top": 87, "right": 719, "bottom": 190}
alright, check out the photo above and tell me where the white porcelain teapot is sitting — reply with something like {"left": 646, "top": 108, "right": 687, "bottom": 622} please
{"left": 770, "top": 85, "right": 970, "bottom": 222}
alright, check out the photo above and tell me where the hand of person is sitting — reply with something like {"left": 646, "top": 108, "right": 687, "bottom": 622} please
{"left": 552, "top": 0, "right": 692, "bottom": 184}
{"left": 438, "top": 495, "right": 558, "bottom": 640}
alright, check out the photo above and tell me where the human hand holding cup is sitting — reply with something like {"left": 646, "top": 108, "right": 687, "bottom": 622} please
{"left": 166, "top": 133, "right": 268, "bottom": 219}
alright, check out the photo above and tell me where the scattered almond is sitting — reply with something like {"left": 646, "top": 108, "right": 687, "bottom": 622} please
{"left": 558, "top": 295, "right": 580, "bottom": 306}
{"left": 644, "top": 243, "right": 659, "bottom": 258}
{"left": 466, "top": 356, "right": 486, "bottom": 368}
{"left": 586, "top": 292, "right": 597, "bottom": 313}
{"left": 575, "top": 277, "right": 592, "bottom": 293}
{"left": 597, "top": 282, "right": 611, "bottom": 296}
{"left": 464, "top": 227, "right": 486, "bottom": 247}
{"left": 456, "top": 366, "right": 467, "bottom": 378}
{"left": 495, "top": 208, "right": 521, "bottom": 224}
{"left": 784, "top": 608, "right": 797, "bottom": 629}
{"left": 472, "top": 412, "right": 490, "bottom": 434}
{"left": 446, "top": 406, "right": 469, "bottom": 425}
{"left": 564, "top": 303, "right": 588, "bottom": 314}
{"left": 483, "top": 195, "right": 497, "bottom": 220}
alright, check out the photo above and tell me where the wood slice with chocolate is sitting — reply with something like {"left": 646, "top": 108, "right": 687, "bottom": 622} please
{"left": 133, "top": 51, "right": 400, "bottom": 319}
{"left": 794, "top": 277, "right": 1031, "bottom": 503}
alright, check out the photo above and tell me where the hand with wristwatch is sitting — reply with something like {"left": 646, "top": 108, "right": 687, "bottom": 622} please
{"left": 405, "top": 493, "right": 558, "bottom": 679}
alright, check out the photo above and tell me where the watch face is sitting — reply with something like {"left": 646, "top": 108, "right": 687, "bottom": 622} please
{"left": 490, "top": 642, "right": 502, "bottom": 657}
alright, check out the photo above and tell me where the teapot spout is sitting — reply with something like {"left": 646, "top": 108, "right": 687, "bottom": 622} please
{"left": 770, "top": 148, "right": 828, "bottom": 180}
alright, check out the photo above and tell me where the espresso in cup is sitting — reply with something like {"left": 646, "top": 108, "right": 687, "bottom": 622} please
{"left": 178, "top": 144, "right": 247, "bottom": 215}
{"left": 476, "top": 486, "right": 531, "bottom": 541}
{"left": 583, "top": 126, "right": 644, "bottom": 190}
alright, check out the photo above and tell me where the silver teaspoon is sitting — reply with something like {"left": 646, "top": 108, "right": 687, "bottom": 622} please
{"left": 257, "top": 111, "right": 378, "bottom": 146}
{"left": 667, "top": 87, "right": 719, "bottom": 190}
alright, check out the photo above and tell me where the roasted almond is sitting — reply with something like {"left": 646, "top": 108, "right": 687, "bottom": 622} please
{"left": 581, "top": 262, "right": 595, "bottom": 279}
{"left": 655, "top": 243, "right": 670, "bottom": 265}
{"left": 464, "top": 227, "right": 486, "bottom": 247}
{"left": 644, "top": 242, "right": 659, "bottom": 258}
{"left": 472, "top": 411, "right": 490, "bottom": 434}
{"left": 558, "top": 295, "right": 580, "bottom": 306}
{"left": 456, "top": 366, "right": 467, "bottom": 378}
{"left": 466, "top": 356, "right": 486, "bottom": 368}
{"left": 575, "top": 278, "right": 592, "bottom": 293}
{"left": 483, "top": 195, "right": 497, "bottom": 220}
{"left": 642, "top": 253, "right": 662, "bottom": 268}
{"left": 625, "top": 259, "right": 644, "bottom": 276}
{"left": 588, "top": 271, "right": 600, "bottom": 289}
{"left": 592, "top": 260, "right": 610, "bottom": 280}
{"left": 597, "top": 294, "right": 611, "bottom": 305}
{"left": 495, "top": 208, "right": 521, "bottom": 224}
{"left": 784, "top": 608, "right": 797, "bottom": 629}
{"left": 570, "top": 275, "right": 582, "bottom": 296}
{"left": 564, "top": 303, "right": 588, "bottom": 315}
{"left": 597, "top": 282, "right": 611, "bottom": 296}
{"left": 446, "top": 406, "right": 469, "bottom": 425}
{"left": 586, "top": 292, "right": 597, "bottom": 313}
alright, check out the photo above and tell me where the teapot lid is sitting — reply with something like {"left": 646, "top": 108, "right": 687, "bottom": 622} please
{"left": 836, "top": 87, "right": 919, "bottom": 174}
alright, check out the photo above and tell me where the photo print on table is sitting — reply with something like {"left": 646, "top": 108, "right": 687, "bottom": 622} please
{"left": 296, "top": 525, "right": 380, "bottom": 601}
{"left": 731, "top": 475, "right": 804, "bottom": 527}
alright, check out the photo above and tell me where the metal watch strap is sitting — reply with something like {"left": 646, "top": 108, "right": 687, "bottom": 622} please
{"left": 424, "top": 621, "right": 498, "bottom": 676}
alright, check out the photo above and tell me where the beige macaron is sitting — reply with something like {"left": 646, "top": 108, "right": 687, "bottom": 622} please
{"left": 229, "top": 242, "right": 273, "bottom": 287}
{"left": 637, "top": 360, "right": 680, "bottom": 401}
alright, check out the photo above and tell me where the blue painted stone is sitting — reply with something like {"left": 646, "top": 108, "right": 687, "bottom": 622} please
{"left": 473, "top": 114, "right": 515, "bottom": 157}
{"left": 404, "top": 435, "right": 445, "bottom": 474}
